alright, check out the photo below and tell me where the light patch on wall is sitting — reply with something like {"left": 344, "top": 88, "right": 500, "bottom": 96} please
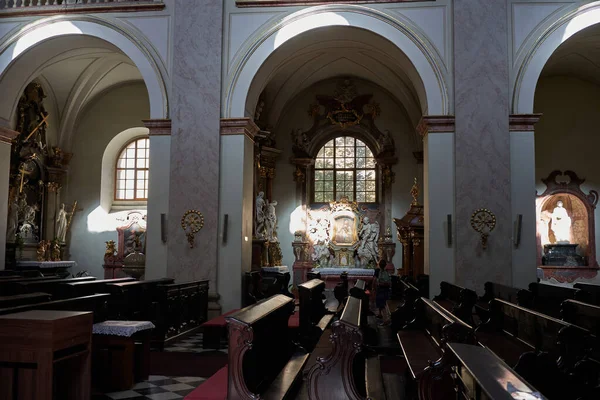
{"left": 13, "top": 21, "right": 82, "bottom": 56}
{"left": 289, "top": 205, "right": 307, "bottom": 234}
{"left": 275, "top": 13, "right": 349, "bottom": 48}
{"left": 86, "top": 205, "right": 146, "bottom": 233}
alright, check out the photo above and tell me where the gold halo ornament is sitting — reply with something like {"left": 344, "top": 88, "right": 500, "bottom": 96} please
{"left": 470, "top": 209, "right": 496, "bottom": 249}
{"left": 181, "top": 210, "right": 204, "bottom": 248}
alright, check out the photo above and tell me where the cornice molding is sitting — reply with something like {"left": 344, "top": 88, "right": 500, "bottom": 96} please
{"left": 417, "top": 115, "right": 455, "bottom": 137}
{"left": 143, "top": 119, "right": 171, "bottom": 136}
{"left": 0, "top": 126, "right": 18, "bottom": 144}
{"left": 509, "top": 114, "right": 542, "bottom": 132}
{"left": 220, "top": 118, "right": 259, "bottom": 141}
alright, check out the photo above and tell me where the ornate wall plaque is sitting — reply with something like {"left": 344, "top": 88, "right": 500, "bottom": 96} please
{"left": 470, "top": 209, "right": 496, "bottom": 249}
{"left": 181, "top": 210, "right": 204, "bottom": 248}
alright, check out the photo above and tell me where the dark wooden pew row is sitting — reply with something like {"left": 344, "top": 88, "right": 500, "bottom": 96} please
{"left": 304, "top": 295, "right": 387, "bottom": 400}
{"left": 107, "top": 277, "right": 174, "bottom": 320}
{"left": 16, "top": 276, "right": 96, "bottom": 298}
{"left": 260, "top": 270, "right": 293, "bottom": 298}
{"left": 574, "top": 282, "right": 600, "bottom": 306}
{"left": 389, "top": 278, "right": 420, "bottom": 332}
{"left": 62, "top": 277, "right": 136, "bottom": 298}
{"left": 433, "top": 280, "right": 478, "bottom": 325}
{"left": 0, "top": 293, "right": 111, "bottom": 322}
{"left": 333, "top": 271, "right": 349, "bottom": 311}
{"left": 0, "top": 275, "right": 63, "bottom": 296}
{"left": 187, "top": 295, "right": 309, "bottom": 400}
{"left": 297, "top": 279, "right": 334, "bottom": 351}
{"left": 475, "top": 281, "right": 533, "bottom": 321}
{"left": 153, "top": 280, "right": 209, "bottom": 349}
{"left": 446, "top": 343, "right": 547, "bottom": 400}
{"left": 476, "top": 298, "right": 595, "bottom": 399}
{"left": 0, "top": 292, "right": 51, "bottom": 308}
{"left": 561, "top": 299, "right": 600, "bottom": 361}
{"left": 527, "top": 282, "right": 586, "bottom": 318}
{"left": 397, "top": 297, "right": 475, "bottom": 399}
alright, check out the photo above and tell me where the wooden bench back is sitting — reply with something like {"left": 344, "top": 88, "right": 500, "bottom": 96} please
{"left": 0, "top": 276, "right": 62, "bottom": 296}
{"left": 481, "top": 281, "right": 529, "bottom": 305}
{"left": 226, "top": 294, "right": 295, "bottom": 399}
{"left": 107, "top": 277, "right": 174, "bottom": 319}
{"left": 447, "top": 343, "right": 546, "bottom": 400}
{"left": 298, "top": 279, "right": 326, "bottom": 329}
{"left": 0, "top": 292, "right": 51, "bottom": 308}
{"left": 16, "top": 276, "right": 96, "bottom": 298}
{"left": 485, "top": 298, "right": 589, "bottom": 361}
{"left": 561, "top": 299, "right": 600, "bottom": 337}
{"left": 0, "top": 293, "right": 111, "bottom": 322}
{"left": 153, "top": 280, "right": 209, "bottom": 346}
{"left": 434, "top": 281, "right": 477, "bottom": 325}
{"left": 260, "top": 271, "right": 292, "bottom": 298}
{"left": 63, "top": 277, "right": 135, "bottom": 297}
{"left": 528, "top": 282, "right": 582, "bottom": 317}
{"left": 306, "top": 295, "right": 364, "bottom": 400}
{"left": 417, "top": 297, "right": 473, "bottom": 347}
{"left": 573, "top": 282, "right": 600, "bottom": 306}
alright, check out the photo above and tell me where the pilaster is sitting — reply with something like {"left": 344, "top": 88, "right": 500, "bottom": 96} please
{"left": 143, "top": 119, "right": 171, "bottom": 280}
{"left": 0, "top": 127, "right": 18, "bottom": 269}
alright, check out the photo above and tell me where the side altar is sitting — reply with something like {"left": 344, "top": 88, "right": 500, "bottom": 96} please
{"left": 292, "top": 197, "right": 394, "bottom": 288}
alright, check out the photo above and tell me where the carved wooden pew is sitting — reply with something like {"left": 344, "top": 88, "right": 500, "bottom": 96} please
{"left": 561, "top": 299, "right": 600, "bottom": 359}
{"left": 15, "top": 276, "right": 96, "bottom": 298}
{"left": 0, "top": 292, "right": 51, "bottom": 308}
{"left": 297, "top": 279, "right": 334, "bottom": 350}
{"left": 333, "top": 271, "right": 349, "bottom": 311}
{"left": 305, "top": 295, "right": 386, "bottom": 400}
{"left": 0, "top": 275, "right": 63, "bottom": 296}
{"left": 527, "top": 282, "right": 585, "bottom": 318}
{"left": 260, "top": 270, "right": 293, "bottom": 298}
{"left": 0, "top": 293, "right": 111, "bottom": 322}
{"left": 446, "top": 343, "right": 547, "bottom": 400}
{"left": 187, "top": 295, "right": 309, "bottom": 400}
{"left": 107, "top": 277, "right": 174, "bottom": 320}
{"left": 574, "top": 282, "right": 600, "bottom": 306}
{"left": 475, "top": 281, "right": 533, "bottom": 322}
{"left": 61, "top": 277, "right": 135, "bottom": 298}
{"left": 397, "top": 297, "right": 475, "bottom": 399}
{"left": 153, "top": 280, "right": 209, "bottom": 349}
{"left": 433, "top": 281, "right": 478, "bottom": 325}
{"left": 389, "top": 279, "right": 420, "bottom": 332}
{"left": 476, "top": 298, "right": 593, "bottom": 399}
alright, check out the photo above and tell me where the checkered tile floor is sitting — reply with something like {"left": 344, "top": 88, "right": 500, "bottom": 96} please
{"left": 93, "top": 376, "right": 205, "bottom": 399}
{"left": 163, "top": 332, "right": 228, "bottom": 354}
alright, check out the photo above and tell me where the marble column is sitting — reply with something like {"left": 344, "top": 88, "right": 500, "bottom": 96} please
{"left": 169, "top": 0, "right": 222, "bottom": 306}
{"left": 143, "top": 119, "right": 171, "bottom": 280}
{"left": 419, "top": 117, "right": 455, "bottom": 296}
{"left": 0, "top": 127, "right": 18, "bottom": 269}
{"left": 218, "top": 118, "right": 257, "bottom": 313}
{"left": 510, "top": 115, "right": 541, "bottom": 288}
{"left": 454, "top": 0, "right": 511, "bottom": 292}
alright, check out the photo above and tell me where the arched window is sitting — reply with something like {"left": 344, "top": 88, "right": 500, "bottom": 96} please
{"left": 115, "top": 137, "right": 149, "bottom": 200}
{"left": 314, "top": 136, "right": 377, "bottom": 203}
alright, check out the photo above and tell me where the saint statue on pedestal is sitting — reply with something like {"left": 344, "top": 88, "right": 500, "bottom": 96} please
{"left": 265, "top": 200, "right": 278, "bottom": 242}
{"left": 255, "top": 192, "right": 266, "bottom": 238}
{"left": 55, "top": 203, "right": 68, "bottom": 243}
{"left": 357, "top": 217, "right": 380, "bottom": 267}
{"left": 550, "top": 201, "right": 572, "bottom": 244}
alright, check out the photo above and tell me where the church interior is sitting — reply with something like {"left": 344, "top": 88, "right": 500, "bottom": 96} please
{"left": 1, "top": 1, "right": 600, "bottom": 399}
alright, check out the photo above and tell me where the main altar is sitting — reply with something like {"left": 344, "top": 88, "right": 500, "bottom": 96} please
{"left": 292, "top": 197, "right": 394, "bottom": 289}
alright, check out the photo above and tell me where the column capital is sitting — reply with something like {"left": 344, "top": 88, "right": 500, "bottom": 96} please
{"left": 220, "top": 118, "right": 259, "bottom": 141}
{"left": 142, "top": 119, "right": 171, "bottom": 136}
{"left": 0, "top": 126, "right": 19, "bottom": 144}
{"left": 509, "top": 114, "right": 542, "bottom": 131}
{"left": 417, "top": 115, "right": 455, "bottom": 137}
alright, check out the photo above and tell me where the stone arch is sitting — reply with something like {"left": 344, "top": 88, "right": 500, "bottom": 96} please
{"left": 513, "top": 1, "right": 600, "bottom": 113}
{"left": 223, "top": 4, "right": 450, "bottom": 119}
{"left": 0, "top": 15, "right": 169, "bottom": 127}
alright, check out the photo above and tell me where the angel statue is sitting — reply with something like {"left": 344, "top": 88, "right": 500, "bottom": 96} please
{"left": 357, "top": 217, "right": 380, "bottom": 267}
{"left": 255, "top": 192, "right": 267, "bottom": 239}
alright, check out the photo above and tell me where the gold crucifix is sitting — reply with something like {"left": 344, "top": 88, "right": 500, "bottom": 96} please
{"left": 18, "top": 165, "right": 32, "bottom": 193}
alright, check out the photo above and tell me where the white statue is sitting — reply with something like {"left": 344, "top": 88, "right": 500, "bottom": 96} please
{"left": 55, "top": 203, "right": 68, "bottom": 243}
{"left": 6, "top": 197, "right": 18, "bottom": 241}
{"left": 357, "top": 217, "right": 380, "bottom": 267}
{"left": 265, "top": 200, "right": 278, "bottom": 242}
{"left": 312, "top": 241, "right": 331, "bottom": 267}
{"left": 550, "top": 201, "right": 572, "bottom": 243}
{"left": 255, "top": 192, "right": 266, "bottom": 238}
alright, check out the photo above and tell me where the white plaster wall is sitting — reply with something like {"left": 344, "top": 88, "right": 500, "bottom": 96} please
{"left": 0, "top": 142, "right": 11, "bottom": 268}
{"left": 272, "top": 79, "right": 419, "bottom": 278}
{"left": 534, "top": 76, "right": 600, "bottom": 263}
{"left": 66, "top": 82, "right": 150, "bottom": 278}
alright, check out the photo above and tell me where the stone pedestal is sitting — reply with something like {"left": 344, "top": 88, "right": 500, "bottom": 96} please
{"left": 542, "top": 244, "right": 585, "bottom": 267}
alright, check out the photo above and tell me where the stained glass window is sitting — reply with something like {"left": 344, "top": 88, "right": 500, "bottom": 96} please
{"left": 314, "top": 137, "right": 377, "bottom": 203}
{"left": 115, "top": 138, "right": 149, "bottom": 200}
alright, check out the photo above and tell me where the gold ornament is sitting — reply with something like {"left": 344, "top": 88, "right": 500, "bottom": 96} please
{"left": 181, "top": 210, "right": 204, "bottom": 248}
{"left": 410, "top": 177, "right": 419, "bottom": 206}
{"left": 470, "top": 209, "right": 496, "bottom": 249}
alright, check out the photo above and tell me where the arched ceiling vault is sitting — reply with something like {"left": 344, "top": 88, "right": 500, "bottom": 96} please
{"left": 247, "top": 26, "right": 426, "bottom": 133}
